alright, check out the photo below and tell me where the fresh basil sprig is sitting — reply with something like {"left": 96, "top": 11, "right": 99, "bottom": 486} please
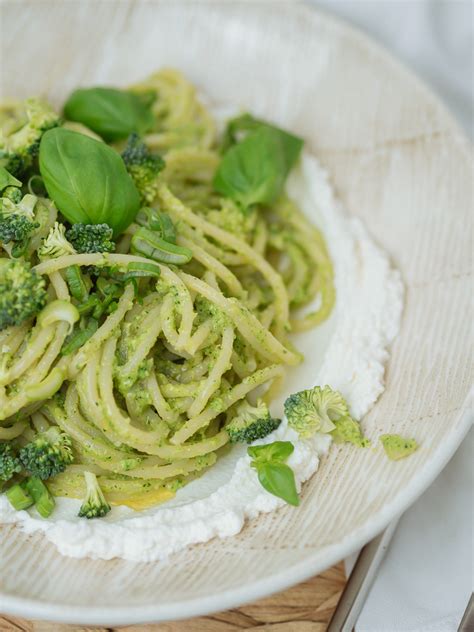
{"left": 214, "top": 115, "right": 303, "bottom": 212}
{"left": 248, "top": 440, "right": 300, "bottom": 506}
{"left": 39, "top": 128, "right": 140, "bottom": 236}
{"left": 64, "top": 87, "right": 155, "bottom": 142}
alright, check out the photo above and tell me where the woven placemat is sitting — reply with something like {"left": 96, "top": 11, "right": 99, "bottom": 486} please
{"left": 0, "top": 563, "right": 345, "bottom": 631}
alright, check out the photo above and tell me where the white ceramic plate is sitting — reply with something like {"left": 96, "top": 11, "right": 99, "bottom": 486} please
{"left": 0, "top": 1, "right": 472, "bottom": 625}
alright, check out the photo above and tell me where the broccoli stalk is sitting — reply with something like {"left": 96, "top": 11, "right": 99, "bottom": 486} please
{"left": 37, "top": 221, "right": 76, "bottom": 259}
{"left": 226, "top": 399, "right": 281, "bottom": 444}
{"left": 66, "top": 223, "right": 115, "bottom": 254}
{"left": 0, "top": 442, "right": 22, "bottom": 482}
{"left": 0, "top": 259, "right": 47, "bottom": 331}
{"left": 0, "top": 98, "right": 61, "bottom": 176}
{"left": 121, "top": 133, "right": 165, "bottom": 203}
{"left": 78, "top": 471, "right": 111, "bottom": 519}
{"left": 0, "top": 192, "right": 39, "bottom": 257}
{"left": 19, "top": 426, "right": 74, "bottom": 480}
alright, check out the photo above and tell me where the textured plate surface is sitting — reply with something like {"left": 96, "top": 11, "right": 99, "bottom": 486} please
{"left": 0, "top": 0, "right": 472, "bottom": 625}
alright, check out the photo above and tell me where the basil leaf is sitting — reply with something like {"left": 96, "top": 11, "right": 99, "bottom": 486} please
{"left": 248, "top": 440, "right": 294, "bottom": 464}
{"left": 214, "top": 127, "right": 286, "bottom": 210}
{"left": 214, "top": 124, "right": 303, "bottom": 211}
{"left": 256, "top": 462, "right": 300, "bottom": 506}
{"left": 64, "top": 87, "right": 155, "bottom": 142}
{"left": 221, "top": 113, "right": 261, "bottom": 152}
{"left": 0, "top": 166, "right": 21, "bottom": 192}
{"left": 39, "top": 128, "right": 140, "bottom": 236}
{"left": 222, "top": 113, "right": 303, "bottom": 173}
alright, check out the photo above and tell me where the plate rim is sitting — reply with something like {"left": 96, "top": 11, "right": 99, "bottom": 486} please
{"left": 1, "top": 2, "right": 472, "bottom": 624}
{"left": 1, "top": 401, "right": 471, "bottom": 625}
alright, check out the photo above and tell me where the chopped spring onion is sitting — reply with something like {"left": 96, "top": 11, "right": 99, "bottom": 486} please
{"left": 122, "top": 261, "right": 162, "bottom": 280}
{"left": 24, "top": 477, "right": 55, "bottom": 518}
{"left": 131, "top": 226, "right": 192, "bottom": 265}
{"left": 65, "top": 265, "right": 89, "bottom": 302}
{"left": 61, "top": 318, "right": 99, "bottom": 356}
{"left": 6, "top": 483, "right": 34, "bottom": 511}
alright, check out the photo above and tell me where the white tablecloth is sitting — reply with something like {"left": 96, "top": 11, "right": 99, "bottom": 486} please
{"left": 309, "top": 1, "right": 473, "bottom": 630}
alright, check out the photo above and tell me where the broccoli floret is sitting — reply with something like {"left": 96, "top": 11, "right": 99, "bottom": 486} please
{"left": 0, "top": 259, "right": 47, "bottom": 331}
{"left": 0, "top": 442, "right": 22, "bottom": 482}
{"left": 3, "top": 186, "right": 22, "bottom": 203}
{"left": 0, "top": 98, "right": 61, "bottom": 176}
{"left": 0, "top": 193, "right": 39, "bottom": 257}
{"left": 284, "top": 385, "right": 351, "bottom": 437}
{"left": 19, "top": 426, "right": 74, "bottom": 479}
{"left": 226, "top": 399, "right": 281, "bottom": 444}
{"left": 38, "top": 221, "right": 76, "bottom": 259}
{"left": 66, "top": 223, "right": 115, "bottom": 254}
{"left": 78, "top": 471, "right": 111, "bottom": 519}
{"left": 121, "top": 133, "right": 165, "bottom": 203}
{"left": 0, "top": 214, "right": 37, "bottom": 255}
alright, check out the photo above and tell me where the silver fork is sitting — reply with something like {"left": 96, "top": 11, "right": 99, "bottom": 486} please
{"left": 327, "top": 519, "right": 399, "bottom": 632}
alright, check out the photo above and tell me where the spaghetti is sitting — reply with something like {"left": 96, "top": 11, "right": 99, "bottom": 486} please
{"left": 0, "top": 70, "right": 334, "bottom": 509}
